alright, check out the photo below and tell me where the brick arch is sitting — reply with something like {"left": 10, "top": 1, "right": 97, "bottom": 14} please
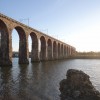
{"left": 47, "top": 39, "right": 52, "bottom": 60}
{"left": 29, "top": 32, "right": 39, "bottom": 62}
{"left": 14, "top": 26, "right": 26, "bottom": 40}
{"left": 12, "top": 26, "right": 28, "bottom": 64}
{"left": 40, "top": 36, "right": 46, "bottom": 61}
{"left": 0, "top": 19, "right": 12, "bottom": 65}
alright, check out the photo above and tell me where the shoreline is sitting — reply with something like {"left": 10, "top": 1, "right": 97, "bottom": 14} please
{"left": 69, "top": 56, "right": 100, "bottom": 59}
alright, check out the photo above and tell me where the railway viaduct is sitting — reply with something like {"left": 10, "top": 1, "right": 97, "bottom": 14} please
{"left": 0, "top": 13, "right": 76, "bottom": 66}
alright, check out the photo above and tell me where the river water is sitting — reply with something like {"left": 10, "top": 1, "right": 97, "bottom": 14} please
{"left": 0, "top": 58, "right": 100, "bottom": 100}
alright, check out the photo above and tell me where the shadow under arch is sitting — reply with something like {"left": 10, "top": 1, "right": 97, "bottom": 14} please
{"left": 47, "top": 39, "right": 52, "bottom": 60}
{"left": 12, "top": 26, "right": 29, "bottom": 64}
{"left": 0, "top": 19, "right": 12, "bottom": 66}
{"left": 29, "top": 32, "right": 39, "bottom": 62}
{"left": 40, "top": 36, "right": 46, "bottom": 61}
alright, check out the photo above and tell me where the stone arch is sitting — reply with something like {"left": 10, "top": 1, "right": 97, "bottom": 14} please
{"left": 0, "top": 19, "right": 12, "bottom": 66}
{"left": 29, "top": 32, "right": 39, "bottom": 62}
{"left": 47, "top": 39, "right": 52, "bottom": 60}
{"left": 40, "top": 36, "right": 46, "bottom": 61}
{"left": 12, "top": 26, "right": 28, "bottom": 64}
{"left": 53, "top": 41, "right": 57, "bottom": 59}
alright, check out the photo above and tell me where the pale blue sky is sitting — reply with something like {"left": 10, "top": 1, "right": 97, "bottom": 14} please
{"left": 1, "top": 0, "right": 100, "bottom": 52}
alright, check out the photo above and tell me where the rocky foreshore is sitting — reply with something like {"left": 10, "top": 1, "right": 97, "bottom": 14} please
{"left": 59, "top": 69, "right": 100, "bottom": 100}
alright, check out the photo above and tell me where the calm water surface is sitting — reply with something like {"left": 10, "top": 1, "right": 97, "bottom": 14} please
{"left": 0, "top": 58, "right": 100, "bottom": 100}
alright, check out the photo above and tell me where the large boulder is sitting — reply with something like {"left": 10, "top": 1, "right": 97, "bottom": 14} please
{"left": 59, "top": 69, "right": 100, "bottom": 100}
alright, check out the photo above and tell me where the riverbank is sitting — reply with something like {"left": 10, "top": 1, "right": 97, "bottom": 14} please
{"left": 70, "top": 51, "right": 100, "bottom": 59}
{"left": 69, "top": 55, "right": 100, "bottom": 59}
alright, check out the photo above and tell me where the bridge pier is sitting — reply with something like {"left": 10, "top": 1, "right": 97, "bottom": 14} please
{"left": 61, "top": 44, "right": 64, "bottom": 59}
{"left": 31, "top": 42, "right": 40, "bottom": 62}
{"left": 53, "top": 41, "right": 58, "bottom": 60}
{"left": 0, "top": 19, "right": 12, "bottom": 66}
{"left": 18, "top": 40, "right": 29, "bottom": 64}
{"left": 47, "top": 39, "right": 53, "bottom": 60}
{"left": 63, "top": 46, "right": 66, "bottom": 58}
{"left": 58, "top": 43, "right": 61, "bottom": 59}
{"left": 0, "top": 44, "right": 12, "bottom": 66}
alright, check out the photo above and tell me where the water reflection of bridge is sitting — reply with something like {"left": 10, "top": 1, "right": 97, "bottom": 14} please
{"left": 0, "top": 13, "right": 76, "bottom": 66}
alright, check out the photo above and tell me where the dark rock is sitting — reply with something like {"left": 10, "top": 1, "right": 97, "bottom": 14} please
{"left": 59, "top": 69, "right": 100, "bottom": 100}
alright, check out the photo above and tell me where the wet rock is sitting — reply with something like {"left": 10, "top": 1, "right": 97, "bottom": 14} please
{"left": 59, "top": 69, "right": 100, "bottom": 100}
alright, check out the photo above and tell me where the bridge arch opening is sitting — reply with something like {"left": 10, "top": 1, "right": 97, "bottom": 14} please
{"left": 29, "top": 32, "right": 39, "bottom": 62}
{"left": 40, "top": 36, "right": 46, "bottom": 61}
{"left": 53, "top": 41, "right": 57, "bottom": 59}
{"left": 12, "top": 26, "right": 28, "bottom": 64}
{"left": 47, "top": 39, "right": 52, "bottom": 60}
{"left": 0, "top": 19, "right": 10, "bottom": 65}
{"left": 12, "top": 29, "right": 19, "bottom": 58}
